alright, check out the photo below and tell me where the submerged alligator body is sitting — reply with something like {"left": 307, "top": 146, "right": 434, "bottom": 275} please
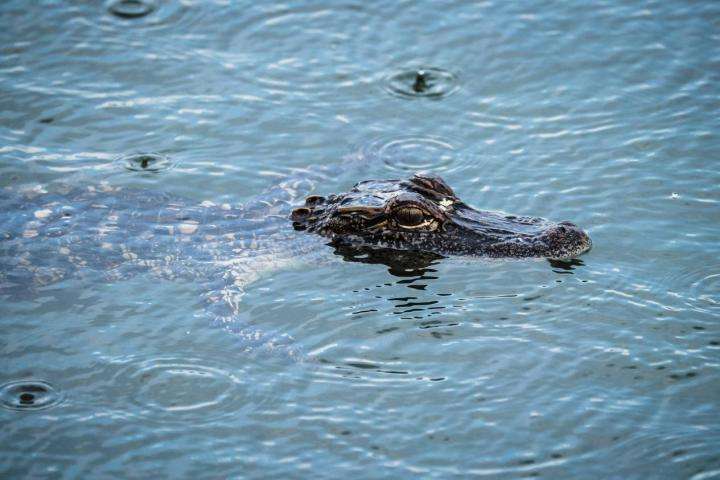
{"left": 1, "top": 172, "right": 590, "bottom": 357}
{"left": 0, "top": 177, "right": 323, "bottom": 358}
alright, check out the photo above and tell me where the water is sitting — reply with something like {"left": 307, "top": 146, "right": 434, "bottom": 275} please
{"left": 1, "top": 0, "right": 719, "bottom": 478}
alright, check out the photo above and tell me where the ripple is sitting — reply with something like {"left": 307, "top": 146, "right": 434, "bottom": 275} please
{"left": 107, "top": 0, "right": 156, "bottom": 19}
{"left": 666, "top": 265, "right": 720, "bottom": 314}
{"left": 101, "top": 0, "right": 192, "bottom": 31}
{"left": 0, "top": 380, "right": 64, "bottom": 412}
{"left": 360, "top": 135, "right": 470, "bottom": 174}
{"left": 220, "top": 3, "right": 385, "bottom": 102}
{"left": 116, "top": 152, "right": 176, "bottom": 173}
{"left": 109, "top": 356, "right": 266, "bottom": 425}
{"left": 384, "top": 67, "right": 460, "bottom": 99}
{"left": 693, "top": 274, "right": 720, "bottom": 310}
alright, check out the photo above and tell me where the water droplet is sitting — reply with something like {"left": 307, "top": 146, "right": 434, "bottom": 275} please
{"left": 108, "top": 0, "right": 156, "bottom": 19}
{"left": 385, "top": 67, "right": 460, "bottom": 99}
{"left": 116, "top": 153, "right": 175, "bottom": 173}
{"left": 0, "top": 380, "right": 64, "bottom": 411}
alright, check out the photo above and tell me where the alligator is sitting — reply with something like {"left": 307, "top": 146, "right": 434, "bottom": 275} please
{"left": 292, "top": 172, "right": 591, "bottom": 259}
{"left": 0, "top": 172, "right": 590, "bottom": 358}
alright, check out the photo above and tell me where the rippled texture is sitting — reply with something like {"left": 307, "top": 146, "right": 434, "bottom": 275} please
{"left": 1, "top": 0, "right": 719, "bottom": 478}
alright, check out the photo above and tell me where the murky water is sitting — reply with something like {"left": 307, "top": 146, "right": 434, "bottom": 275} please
{"left": 1, "top": 0, "right": 719, "bottom": 478}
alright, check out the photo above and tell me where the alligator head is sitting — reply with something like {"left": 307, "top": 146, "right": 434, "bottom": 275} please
{"left": 291, "top": 173, "right": 591, "bottom": 259}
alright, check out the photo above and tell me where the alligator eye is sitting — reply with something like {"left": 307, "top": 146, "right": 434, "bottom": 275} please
{"left": 394, "top": 207, "right": 427, "bottom": 227}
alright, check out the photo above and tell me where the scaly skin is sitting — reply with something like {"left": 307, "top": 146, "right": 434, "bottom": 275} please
{"left": 292, "top": 172, "right": 592, "bottom": 259}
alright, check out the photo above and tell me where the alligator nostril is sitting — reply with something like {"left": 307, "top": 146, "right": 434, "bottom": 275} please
{"left": 305, "top": 195, "right": 325, "bottom": 207}
{"left": 291, "top": 207, "right": 311, "bottom": 221}
{"left": 559, "top": 221, "right": 576, "bottom": 227}
{"left": 557, "top": 226, "right": 567, "bottom": 233}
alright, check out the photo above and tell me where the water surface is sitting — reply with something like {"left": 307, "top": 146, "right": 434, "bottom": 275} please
{"left": 1, "top": 0, "right": 719, "bottom": 478}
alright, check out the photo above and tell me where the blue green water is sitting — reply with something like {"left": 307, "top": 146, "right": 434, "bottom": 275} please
{"left": 1, "top": 0, "right": 719, "bottom": 478}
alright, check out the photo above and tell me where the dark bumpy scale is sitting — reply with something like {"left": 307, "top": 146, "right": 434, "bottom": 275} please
{"left": 292, "top": 172, "right": 591, "bottom": 259}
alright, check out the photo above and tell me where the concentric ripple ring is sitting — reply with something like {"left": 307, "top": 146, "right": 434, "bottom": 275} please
{"left": 384, "top": 67, "right": 460, "bottom": 99}
{"left": 107, "top": 0, "right": 156, "bottom": 19}
{"left": 116, "top": 153, "right": 176, "bottom": 173}
{"left": 0, "top": 380, "right": 64, "bottom": 412}
{"left": 109, "top": 356, "right": 260, "bottom": 425}
{"left": 361, "top": 135, "right": 469, "bottom": 174}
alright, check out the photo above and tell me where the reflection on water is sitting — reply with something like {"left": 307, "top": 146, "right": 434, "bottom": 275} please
{"left": 548, "top": 258, "right": 585, "bottom": 273}
{"left": 332, "top": 243, "right": 443, "bottom": 278}
{"left": 334, "top": 244, "right": 445, "bottom": 319}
